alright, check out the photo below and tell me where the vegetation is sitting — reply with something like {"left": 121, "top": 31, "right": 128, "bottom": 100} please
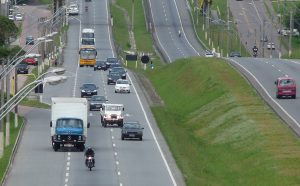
{"left": 149, "top": 58, "right": 300, "bottom": 185}
{"left": 0, "top": 114, "right": 24, "bottom": 184}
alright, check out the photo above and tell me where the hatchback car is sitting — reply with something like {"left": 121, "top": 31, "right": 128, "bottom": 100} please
{"left": 68, "top": 4, "right": 79, "bottom": 15}
{"left": 15, "top": 13, "right": 23, "bottom": 21}
{"left": 275, "top": 77, "right": 296, "bottom": 99}
{"left": 26, "top": 36, "right": 34, "bottom": 45}
{"left": 115, "top": 79, "right": 130, "bottom": 93}
{"left": 107, "top": 72, "right": 121, "bottom": 85}
{"left": 89, "top": 95, "right": 107, "bottom": 111}
{"left": 94, "top": 60, "right": 108, "bottom": 71}
{"left": 80, "top": 83, "right": 98, "bottom": 98}
{"left": 121, "top": 121, "right": 144, "bottom": 141}
{"left": 16, "top": 63, "right": 29, "bottom": 74}
{"left": 205, "top": 50, "right": 214, "bottom": 58}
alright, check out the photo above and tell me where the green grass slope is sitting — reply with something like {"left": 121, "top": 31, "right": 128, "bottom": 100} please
{"left": 148, "top": 57, "right": 300, "bottom": 185}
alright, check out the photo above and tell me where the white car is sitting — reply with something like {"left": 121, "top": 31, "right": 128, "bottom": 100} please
{"left": 205, "top": 50, "right": 214, "bottom": 58}
{"left": 8, "top": 14, "right": 14, "bottom": 21}
{"left": 115, "top": 79, "right": 130, "bottom": 93}
{"left": 15, "top": 13, "right": 23, "bottom": 21}
{"left": 68, "top": 4, "right": 79, "bottom": 15}
{"left": 267, "top": 43, "right": 275, "bottom": 50}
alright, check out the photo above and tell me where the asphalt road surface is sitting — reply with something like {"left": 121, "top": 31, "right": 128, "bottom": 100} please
{"left": 4, "top": 0, "right": 184, "bottom": 186}
{"left": 228, "top": 57, "right": 300, "bottom": 136}
{"left": 229, "top": 0, "right": 283, "bottom": 58}
{"left": 149, "top": 0, "right": 206, "bottom": 61}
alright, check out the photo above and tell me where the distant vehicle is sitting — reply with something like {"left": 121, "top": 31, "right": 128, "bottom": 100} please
{"left": 94, "top": 60, "right": 108, "bottom": 71}
{"left": 22, "top": 57, "right": 37, "bottom": 66}
{"left": 89, "top": 95, "right": 107, "bottom": 111}
{"left": 50, "top": 97, "right": 90, "bottom": 151}
{"left": 260, "top": 35, "right": 268, "bottom": 42}
{"left": 26, "top": 36, "right": 34, "bottom": 45}
{"left": 107, "top": 72, "right": 121, "bottom": 85}
{"left": 204, "top": 50, "right": 214, "bottom": 57}
{"left": 8, "top": 14, "right": 14, "bottom": 21}
{"left": 82, "top": 28, "right": 95, "bottom": 38}
{"left": 115, "top": 79, "right": 131, "bottom": 93}
{"left": 275, "top": 77, "right": 296, "bottom": 99}
{"left": 229, "top": 51, "right": 241, "bottom": 57}
{"left": 80, "top": 83, "right": 98, "bottom": 98}
{"left": 68, "top": 4, "right": 79, "bottom": 15}
{"left": 109, "top": 67, "right": 126, "bottom": 79}
{"left": 106, "top": 57, "right": 120, "bottom": 67}
{"left": 121, "top": 121, "right": 144, "bottom": 141}
{"left": 100, "top": 103, "right": 124, "bottom": 127}
{"left": 15, "top": 13, "right": 23, "bottom": 21}
{"left": 267, "top": 43, "right": 275, "bottom": 50}
{"left": 16, "top": 63, "right": 29, "bottom": 74}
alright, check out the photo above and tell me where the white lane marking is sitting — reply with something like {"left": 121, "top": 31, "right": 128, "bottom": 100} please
{"left": 68, "top": 152, "right": 71, "bottom": 156}
{"left": 65, "top": 184, "right": 68, "bottom": 186}
{"left": 112, "top": 136, "right": 115, "bottom": 139}
{"left": 67, "top": 162, "right": 70, "bottom": 166}
{"left": 66, "top": 173, "right": 69, "bottom": 177}
{"left": 251, "top": 0, "right": 262, "bottom": 24}
{"left": 116, "top": 161, "right": 119, "bottom": 165}
{"left": 67, "top": 157, "right": 70, "bottom": 161}
{"left": 65, "top": 178, "right": 69, "bottom": 182}
{"left": 278, "top": 69, "right": 281, "bottom": 72}
{"left": 148, "top": 0, "right": 172, "bottom": 61}
{"left": 118, "top": 171, "right": 121, "bottom": 176}
{"left": 127, "top": 74, "right": 177, "bottom": 186}
{"left": 228, "top": 58, "right": 300, "bottom": 128}
{"left": 114, "top": 152, "right": 117, "bottom": 156}
{"left": 113, "top": 143, "right": 116, "bottom": 147}
{"left": 120, "top": 183, "right": 123, "bottom": 186}
{"left": 171, "top": 0, "right": 200, "bottom": 56}
{"left": 110, "top": 129, "right": 113, "bottom": 132}
{"left": 66, "top": 167, "right": 70, "bottom": 171}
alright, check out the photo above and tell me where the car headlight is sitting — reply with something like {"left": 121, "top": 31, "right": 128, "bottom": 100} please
{"left": 108, "top": 78, "right": 112, "bottom": 80}
{"left": 81, "top": 90, "right": 86, "bottom": 92}
{"left": 93, "top": 90, "right": 97, "bottom": 92}
{"left": 90, "top": 103, "right": 95, "bottom": 105}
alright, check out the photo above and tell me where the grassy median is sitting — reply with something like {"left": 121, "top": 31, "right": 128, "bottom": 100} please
{"left": 148, "top": 58, "right": 300, "bottom": 185}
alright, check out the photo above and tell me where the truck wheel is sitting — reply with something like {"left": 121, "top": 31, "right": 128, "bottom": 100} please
{"left": 53, "top": 143, "right": 59, "bottom": 151}
{"left": 121, "top": 135, "right": 124, "bottom": 140}
{"left": 103, "top": 122, "right": 107, "bottom": 128}
{"left": 139, "top": 136, "right": 143, "bottom": 141}
{"left": 80, "top": 65, "right": 83, "bottom": 67}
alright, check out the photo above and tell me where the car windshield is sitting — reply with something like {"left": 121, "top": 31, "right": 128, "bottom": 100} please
{"left": 107, "top": 58, "right": 118, "bottom": 63}
{"left": 96, "top": 61, "right": 105, "bottom": 65}
{"left": 117, "top": 80, "right": 128, "bottom": 84}
{"left": 279, "top": 79, "right": 295, "bottom": 86}
{"left": 83, "top": 84, "right": 96, "bottom": 89}
{"left": 105, "top": 105, "right": 123, "bottom": 111}
{"left": 56, "top": 118, "right": 83, "bottom": 128}
{"left": 124, "top": 123, "right": 140, "bottom": 129}
{"left": 91, "top": 96, "right": 105, "bottom": 101}
{"left": 82, "top": 38, "right": 94, "bottom": 45}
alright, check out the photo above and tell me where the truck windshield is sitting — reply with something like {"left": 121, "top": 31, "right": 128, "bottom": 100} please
{"left": 56, "top": 118, "right": 83, "bottom": 128}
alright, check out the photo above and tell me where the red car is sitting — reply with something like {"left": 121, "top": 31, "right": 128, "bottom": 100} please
{"left": 22, "top": 57, "right": 37, "bottom": 66}
{"left": 275, "top": 77, "right": 296, "bottom": 99}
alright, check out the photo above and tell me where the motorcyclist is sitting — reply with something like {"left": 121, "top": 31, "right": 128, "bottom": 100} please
{"left": 85, "top": 146, "right": 95, "bottom": 167}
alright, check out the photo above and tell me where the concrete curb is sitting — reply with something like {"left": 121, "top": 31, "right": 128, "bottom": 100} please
{"left": 1, "top": 119, "right": 26, "bottom": 186}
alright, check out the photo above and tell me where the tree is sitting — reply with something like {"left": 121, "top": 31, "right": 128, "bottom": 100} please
{"left": 0, "top": 16, "right": 18, "bottom": 46}
{"left": 293, "top": 3, "right": 300, "bottom": 32}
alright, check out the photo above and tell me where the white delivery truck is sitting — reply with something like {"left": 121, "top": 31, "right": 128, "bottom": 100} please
{"left": 50, "top": 97, "right": 90, "bottom": 151}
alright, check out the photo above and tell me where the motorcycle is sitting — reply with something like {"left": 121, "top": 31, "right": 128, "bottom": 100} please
{"left": 86, "top": 156, "right": 94, "bottom": 171}
{"left": 253, "top": 51, "right": 257, "bottom": 58}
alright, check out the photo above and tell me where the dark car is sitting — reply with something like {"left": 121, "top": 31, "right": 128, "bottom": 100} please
{"left": 107, "top": 72, "right": 121, "bottom": 85}
{"left": 94, "top": 60, "right": 108, "bottom": 71}
{"left": 106, "top": 57, "right": 120, "bottom": 67}
{"left": 26, "top": 36, "right": 34, "bottom": 45}
{"left": 16, "top": 63, "right": 29, "bottom": 74}
{"left": 121, "top": 121, "right": 144, "bottom": 141}
{"left": 229, "top": 51, "right": 241, "bottom": 57}
{"left": 108, "top": 63, "right": 122, "bottom": 72}
{"left": 110, "top": 67, "right": 126, "bottom": 79}
{"left": 275, "top": 76, "right": 296, "bottom": 99}
{"left": 80, "top": 83, "right": 98, "bottom": 98}
{"left": 89, "top": 95, "right": 107, "bottom": 111}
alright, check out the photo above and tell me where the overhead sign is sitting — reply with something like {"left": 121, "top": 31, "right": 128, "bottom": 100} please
{"left": 126, "top": 54, "right": 137, "bottom": 61}
{"left": 141, "top": 55, "right": 150, "bottom": 64}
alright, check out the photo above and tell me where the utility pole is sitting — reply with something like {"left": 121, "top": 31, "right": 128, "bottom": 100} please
{"left": 131, "top": 0, "right": 134, "bottom": 31}
{"left": 0, "top": 64, "right": 3, "bottom": 158}
{"left": 289, "top": 10, "right": 293, "bottom": 58}
{"left": 5, "top": 61, "right": 10, "bottom": 146}
{"left": 226, "top": 0, "right": 229, "bottom": 57}
{"left": 262, "top": 19, "right": 265, "bottom": 58}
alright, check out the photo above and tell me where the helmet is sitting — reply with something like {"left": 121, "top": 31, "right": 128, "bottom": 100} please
{"left": 87, "top": 146, "right": 92, "bottom": 150}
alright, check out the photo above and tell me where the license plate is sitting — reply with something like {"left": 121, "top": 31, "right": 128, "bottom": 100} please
{"left": 64, "top": 144, "right": 73, "bottom": 147}
{"left": 129, "top": 134, "right": 135, "bottom": 137}
{"left": 283, "top": 90, "right": 291, "bottom": 93}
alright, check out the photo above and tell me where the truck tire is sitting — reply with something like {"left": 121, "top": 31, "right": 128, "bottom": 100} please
{"left": 139, "top": 136, "right": 143, "bottom": 141}
{"left": 53, "top": 143, "right": 59, "bottom": 151}
{"left": 78, "top": 144, "right": 85, "bottom": 152}
{"left": 121, "top": 135, "right": 124, "bottom": 140}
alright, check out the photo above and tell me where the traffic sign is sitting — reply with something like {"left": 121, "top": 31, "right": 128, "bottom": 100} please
{"left": 141, "top": 55, "right": 150, "bottom": 64}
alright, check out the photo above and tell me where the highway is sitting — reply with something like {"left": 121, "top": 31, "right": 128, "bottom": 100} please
{"left": 149, "top": 0, "right": 206, "bottom": 61}
{"left": 4, "top": 0, "right": 184, "bottom": 185}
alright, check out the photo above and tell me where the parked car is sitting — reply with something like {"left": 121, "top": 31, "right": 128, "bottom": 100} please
{"left": 107, "top": 72, "right": 121, "bottom": 85}
{"left": 275, "top": 77, "right": 296, "bottom": 99}
{"left": 8, "top": 14, "right": 14, "bottom": 21}
{"left": 267, "top": 42, "right": 275, "bottom": 50}
{"left": 89, "top": 95, "right": 107, "bottom": 111}
{"left": 115, "top": 79, "right": 131, "bottom": 93}
{"left": 26, "top": 36, "right": 34, "bottom": 45}
{"left": 94, "top": 60, "right": 108, "bottom": 71}
{"left": 229, "top": 51, "right": 241, "bottom": 57}
{"left": 80, "top": 83, "right": 98, "bottom": 98}
{"left": 14, "top": 13, "right": 23, "bottom": 21}
{"left": 121, "top": 121, "right": 144, "bottom": 141}
{"left": 110, "top": 67, "right": 126, "bottom": 79}
{"left": 22, "top": 57, "right": 37, "bottom": 66}
{"left": 16, "top": 63, "right": 29, "bottom": 74}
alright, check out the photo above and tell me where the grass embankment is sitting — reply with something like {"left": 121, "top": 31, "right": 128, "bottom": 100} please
{"left": 149, "top": 58, "right": 300, "bottom": 185}
{"left": 0, "top": 114, "right": 23, "bottom": 184}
